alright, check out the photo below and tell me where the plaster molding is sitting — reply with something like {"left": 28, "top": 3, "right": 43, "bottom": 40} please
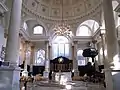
{"left": 22, "top": 1, "right": 102, "bottom": 25}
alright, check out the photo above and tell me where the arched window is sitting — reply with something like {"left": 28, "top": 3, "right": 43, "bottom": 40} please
{"left": 33, "top": 26, "right": 43, "bottom": 34}
{"left": 23, "top": 22, "right": 28, "bottom": 30}
{"left": 35, "top": 49, "right": 45, "bottom": 66}
{"left": 77, "top": 50, "right": 86, "bottom": 66}
{"left": 76, "top": 20, "right": 99, "bottom": 36}
{"left": 52, "top": 36, "right": 69, "bottom": 59}
{"left": 76, "top": 26, "right": 91, "bottom": 36}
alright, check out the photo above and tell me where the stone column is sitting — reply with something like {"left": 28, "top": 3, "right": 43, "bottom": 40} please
{"left": 20, "top": 41, "right": 25, "bottom": 65}
{"left": 72, "top": 41, "right": 79, "bottom": 76}
{"left": 30, "top": 45, "right": 35, "bottom": 72}
{"left": 48, "top": 45, "right": 52, "bottom": 60}
{"left": 22, "top": 41, "right": 30, "bottom": 77}
{"left": 0, "top": 0, "right": 22, "bottom": 90}
{"left": 4, "top": 0, "right": 22, "bottom": 66}
{"left": 103, "top": 0, "right": 119, "bottom": 68}
{"left": 4, "top": 0, "right": 13, "bottom": 35}
{"left": 24, "top": 41, "right": 30, "bottom": 72}
{"left": 18, "top": 33, "right": 23, "bottom": 65}
{"left": 43, "top": 41, "right": 49, "bottom": 79}
{"left": 103, "top": 0, "right": 120, "bottom": 90}
{"left": 45, "top": 41, "right": 49, "bottom": 71}
{"left": 97, "top": 42, "right": 102, "bottom": 65}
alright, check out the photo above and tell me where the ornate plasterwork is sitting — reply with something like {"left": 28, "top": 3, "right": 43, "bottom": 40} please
{"left": 21, "top": 0, "right": 103, "bottom": 42}
{"left": 22, "top": 0, "right": 102, "bottom": 23}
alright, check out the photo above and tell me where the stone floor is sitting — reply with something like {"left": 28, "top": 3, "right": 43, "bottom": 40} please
{"left": 20, "top": 81, "right": 105, "bottom": 90}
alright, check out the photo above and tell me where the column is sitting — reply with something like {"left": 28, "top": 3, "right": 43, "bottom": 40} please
{"left": 43, "top": 41, "right": 49, "bottom": 79}
{"left": 103, "top": 0, "right": 119, "bottom": 68}
{"left": 20, "top": 41, "right": 26, "bottom": 65}
{"left": 45, "top": 41, "right": 49, "bottom": 71}
{"left": 4, "top": 0, "right": 22, "bottom": 67}
{"left": 48, "top": 45, "right": 52, "bottom": 60}
{"left": 21, "top": 41, "right": 30, "bottom": 77}
{"left": 18, "top": 33, "right": 23, "bottom": 65}
{"left": 103, "top": 0, "right": 120, "bottom": 90}
{"left": 24, "top": 41, "right": 30, "bottom": 72}
{"left": 97, "top": 42, "right": 102, "bottom": 65}
{"left": 0, "top": 0, "right": 22, "bottom": 90}
{"left": 4, "top": 0, "right": 13, "bottom": 35}
{"left": 72, "top": 41, "right": 79, "bottom": 76}
{"left": 30, "top": 45, "right": 35, "bottom": 72}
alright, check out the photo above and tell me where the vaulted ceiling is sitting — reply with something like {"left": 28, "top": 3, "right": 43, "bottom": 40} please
{"left": 22, "top": 0, "right": 102, "bottom": 21}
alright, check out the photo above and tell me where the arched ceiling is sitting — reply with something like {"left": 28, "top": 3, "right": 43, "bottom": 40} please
{"left": 22, "top": 0, "right": 102, "bottom": 21}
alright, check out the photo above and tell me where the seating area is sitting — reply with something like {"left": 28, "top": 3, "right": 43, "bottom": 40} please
{"left": 20, "top": 80, "right": 105, "bottom": 90}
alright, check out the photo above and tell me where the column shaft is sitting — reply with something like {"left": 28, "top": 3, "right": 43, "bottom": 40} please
{"left": 45, "top": 41, "right": 49, "bottom": 71}
{"left": 4, "top": 0, "right": 22, "bottom": 66}
{"left": 30, "top": 46, "right": 35, "bottom": 65}
{"left": 30, "top": 45, "right": 35, "bottom": 72}
{"left": 97, "top": 42, "right": 102, "bottom": 65}
{"left": 103, "top": 0, "right": 119, "bottom": 66}
{"left": 103, "top": 0, "right": 119, "bottom": 90}
{"left": 0, "top": 0, "right": 22, "bottom": 90}
{"left": 72, "top": 41, "right": 79, "bottom": 76}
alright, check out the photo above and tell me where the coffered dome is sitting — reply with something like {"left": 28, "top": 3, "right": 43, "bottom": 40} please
{"left": 22, "top": 0, "right": 102, "bottom": 21}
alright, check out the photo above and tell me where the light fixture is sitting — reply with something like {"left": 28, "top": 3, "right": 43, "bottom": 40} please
{"left": 53, "top": 0, "right": 71, "bottom": 35}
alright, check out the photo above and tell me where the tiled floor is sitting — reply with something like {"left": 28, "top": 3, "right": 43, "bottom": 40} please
{"left": 21, "top": 81, "right": 105, "bottom": 90}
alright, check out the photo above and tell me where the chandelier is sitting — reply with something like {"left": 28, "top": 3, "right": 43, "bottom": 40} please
{"left": 53, "top": 0, "right": 71, "bottom": 35}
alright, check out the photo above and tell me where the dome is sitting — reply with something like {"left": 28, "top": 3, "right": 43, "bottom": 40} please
{"left": 22, "top": 0, "right": 102, "bottom": 21}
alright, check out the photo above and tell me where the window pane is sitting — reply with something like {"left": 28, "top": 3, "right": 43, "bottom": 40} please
{"left": 77, "top": 26, "right": 91, "bottom": 36}
{"left": 52, "top": 36, "right": 69, "bottom": 59}
{"left": 58, "top": 44, "right": 64, "bottom": 56}
{"left": 33, "top": 26, "right": 43, "bottom": 34}
{"left": 35, "top": 49, "right": 45, "bottom": 66}
{"left": 53, "top": 44, "right": 58, "bottom": 58}
{"left": 65, "top": 44, "right": 69, "bottom": 57}
{"left": 23, "top": 22, "right": 27, "bottom": 30}
{"left": 76, "top": 20, "right": 100, "bottom": 35}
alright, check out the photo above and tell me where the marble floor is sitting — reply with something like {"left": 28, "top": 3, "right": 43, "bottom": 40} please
{"left": 21, "top": 81, "right": 105, "bottom": 90}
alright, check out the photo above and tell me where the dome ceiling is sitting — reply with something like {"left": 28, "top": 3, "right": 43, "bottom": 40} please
{"left": 22, "top": 0, "right": 102, "bottom": 21}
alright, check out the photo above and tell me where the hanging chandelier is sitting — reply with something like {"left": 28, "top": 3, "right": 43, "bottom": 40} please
{"left": 53, "top": 0, "right": 71, "bottom": 35}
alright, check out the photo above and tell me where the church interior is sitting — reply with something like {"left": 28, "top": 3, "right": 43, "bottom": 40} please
{"left": 0, "top": 0, "right": 120, "bottom": 90}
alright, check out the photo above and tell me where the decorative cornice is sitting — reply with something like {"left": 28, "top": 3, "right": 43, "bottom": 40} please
{"left": 22, "top": 1, "right": 102, "bottom": 24}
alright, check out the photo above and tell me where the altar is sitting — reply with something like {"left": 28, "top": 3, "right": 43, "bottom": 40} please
{"left": 50, "top": 56, "right": 73, "bottom": 72}
{"left": 50, "top": 56, "right": 73, "bottom": 83}
{"left": 54, "top": 72, "right": 72, "bottom": 84}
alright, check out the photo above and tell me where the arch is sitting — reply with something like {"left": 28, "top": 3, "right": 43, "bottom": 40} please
{"left": 76, "top": 25, "right": 92, "bottom": 36}
{"left": 76, "top": 19, "right": 100, "bottom": 36}
{"left": 49, "top": 23, "right": 73, "bottom": 40}
{"left": 52, "top": 36, "right": 70, "bottom": 59}
{"left": 52, "top": 36, "right": 69, "bottom": 44}
{"left": 22, "top": 16, "right": 48, "bottom": 36}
